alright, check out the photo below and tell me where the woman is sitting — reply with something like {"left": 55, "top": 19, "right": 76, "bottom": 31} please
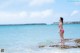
{"left": 59, "top": 17, "right": 64, "bottom": 47}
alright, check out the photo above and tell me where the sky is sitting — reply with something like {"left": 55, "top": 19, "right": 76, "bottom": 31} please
{"left": 0, "top": 0, "right": 80, "bottom": 24}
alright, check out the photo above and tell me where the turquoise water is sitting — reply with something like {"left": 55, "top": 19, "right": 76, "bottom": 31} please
{"left": 0, "top": 24, "right": 80, "bottom": 53}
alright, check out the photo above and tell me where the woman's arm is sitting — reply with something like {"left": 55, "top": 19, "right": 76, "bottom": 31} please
{"left": 59, "top": 23, "right": 63, "bottom": 30}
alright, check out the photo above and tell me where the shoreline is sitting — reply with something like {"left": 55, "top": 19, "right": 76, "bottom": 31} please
{"left": 0, "top": 23, "right": 80, "bottom": 26}
{"left": 38, "top": 38, "right": 80, "bottom": 49}
{"left": 0, "top": 38, "right": 80, "bottom": 53}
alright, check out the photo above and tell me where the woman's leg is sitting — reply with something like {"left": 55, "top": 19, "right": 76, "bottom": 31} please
{"left": 62, "top": 32, "right": 64, "bottom": 45}
{"left": 60, "top": 32, "right": 64, "bottom": 46}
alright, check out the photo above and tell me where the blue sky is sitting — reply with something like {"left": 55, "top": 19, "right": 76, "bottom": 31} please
{"left": 0, "top": 0, "right": 80, "bottom": 24}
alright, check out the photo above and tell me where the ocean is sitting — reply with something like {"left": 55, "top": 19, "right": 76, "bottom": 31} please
{"left": 0, "top": 24, "right": 80, "bottom": 53}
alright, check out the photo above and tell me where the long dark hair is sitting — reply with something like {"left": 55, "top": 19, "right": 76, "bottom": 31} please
{"left": 60, "top": 17, "right": 63, "bottom": 24}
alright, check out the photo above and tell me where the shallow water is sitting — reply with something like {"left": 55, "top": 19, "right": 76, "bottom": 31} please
{"left": 0, "top": 24, "right": 80, "bottom": 53}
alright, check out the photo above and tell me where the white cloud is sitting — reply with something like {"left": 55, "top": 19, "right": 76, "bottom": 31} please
{"left": 0, "top": 11, "right": 28, "bottom": 24}
{"left": 29, "top": 0, "right": 54, "bottom": 6}
{"left": 0, "top": 0, "right": 29, "bottom": 9}
{"left": 19, "top": 11, "right": 28, "bottom": 17}
{"left": 0, "top": 0, "right": 54, "bottom": 24}
{"left": 0, "top": 11, "right": 28, "bottom": 18}
{"left": 71, "top": 10, "right": 79, "bottom": 16}
{"left": 0, "top": 0, "right": 54, "bottom": 9}
{"left": 30, "top": 9, "right": 53, "bottom": 18}
{"left": 74, "top": 2, "right": 80, "bottom": 5}
{"left": 0, "top": 9, "right": 53, "bottom": 24}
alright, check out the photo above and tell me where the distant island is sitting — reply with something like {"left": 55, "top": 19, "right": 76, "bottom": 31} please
{"left": 0, "top": 21, "right": 80, "bottom": 26}
{"left": 0, "top": 23, "right": 47, "bottom": 26}
{"left": 53, "top": 21, "right": 80, "bottom": 24}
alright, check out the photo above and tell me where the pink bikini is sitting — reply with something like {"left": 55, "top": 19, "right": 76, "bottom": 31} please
{"left": 60, "top": 29, "right": 64, "bottom": 33}
{"left": 59, "top": 25, "right": 64, "bottom": 33}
